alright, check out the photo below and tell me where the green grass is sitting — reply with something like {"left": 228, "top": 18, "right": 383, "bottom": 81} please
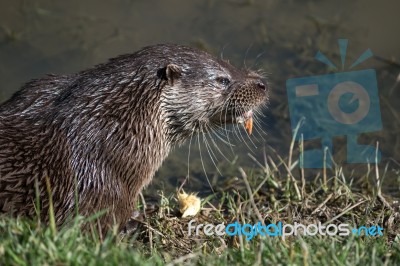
{"left": 1, "top": 138, "right": 399, "bottom": 265}
{"left": 0, "top": 215, "right": 399, "bottom": 265}
{"left": 200, "top": 237, "right": 400, "bottom": 265}
{"left": 1, "top": 162, "right": 399, "bottom": 265}
{"left": 0, "top": 216, "right": 164, "bottom": 266}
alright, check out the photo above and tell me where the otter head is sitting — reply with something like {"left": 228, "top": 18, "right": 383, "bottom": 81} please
{"left": 156, "top": 45, "right": 269, "bottom": 144}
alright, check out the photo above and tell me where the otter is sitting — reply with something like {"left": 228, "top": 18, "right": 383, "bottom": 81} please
{"left": 0, "top": 44, "right": 268, "bottom": 233}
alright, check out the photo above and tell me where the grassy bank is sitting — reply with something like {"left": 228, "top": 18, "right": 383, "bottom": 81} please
{"left": 0, "top": 216, "right": 398, "bottom": 265}
{"left": 1, "top": 153, "right": 399, "bottom": 265}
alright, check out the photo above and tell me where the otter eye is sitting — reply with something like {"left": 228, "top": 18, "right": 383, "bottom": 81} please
{"left": 216, "top": 77, "right": 231, "bottom": 87}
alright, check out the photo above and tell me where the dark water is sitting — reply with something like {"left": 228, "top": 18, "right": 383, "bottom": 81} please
{"left": 0, "top": 0, "right": 399, "bottom": 197}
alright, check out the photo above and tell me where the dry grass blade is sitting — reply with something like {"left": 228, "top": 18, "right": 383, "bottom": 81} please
{"left": 322, "top": 199, "right": 368, "bottom": 226}
{"left": 239, "top": 167, "right": 265, "bottom": 225}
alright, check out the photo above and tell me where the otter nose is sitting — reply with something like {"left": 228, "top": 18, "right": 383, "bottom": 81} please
{"left": 257, "top": 82, "right": 266, "bottom": 91}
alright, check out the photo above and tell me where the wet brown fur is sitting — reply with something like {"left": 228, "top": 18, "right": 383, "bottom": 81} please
{"left": 0, "top": 44, "right": 268, "bottom": 234}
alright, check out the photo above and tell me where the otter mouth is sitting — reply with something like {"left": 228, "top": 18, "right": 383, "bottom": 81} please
{"left": 236, "top": 110, "right": 253, "bottom": 135}
{"left": 210, "top": 109, "right": 254, "bottom": 135}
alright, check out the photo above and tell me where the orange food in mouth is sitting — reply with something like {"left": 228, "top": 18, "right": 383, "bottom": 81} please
{"left": 235, "top": 110, "right": 254, "bottom": 135}
{"left": 244, "top": 117, "right": 253, "bottom": 135}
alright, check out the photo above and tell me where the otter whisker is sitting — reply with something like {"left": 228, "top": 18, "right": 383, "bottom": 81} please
{"left": 254, "top": 107, "right": 269, "bottom": 126}
{"left": 251, "top": 116, "right": 265, "bottom": 140}
{"left": 253, "top": 105, "right": 267, "bottom": 117}
{"left": 252, "top": 105, "right": 270, "bottom": 138}
{"left": 230, "top": 112, "right": 244, "bottom": 142}
{"left": 209, "top": 126, "right": 235, "bottom": 148}
{"left": 220, "top": 43, "right": 231, "bottom": 61}
{"left": 219, "top": 97, "right": 235, "bottom": 154}
{"left": 186, "top": 133, "right": 194, "bottom": 180}
{"left": 197, "top": 129, "right": 215, "bottom": 193}
{"left": 252, "top": 51, "right": 267, "bottom": 70}
{"left": 201, "top": 128, "right": 224, "bottom": 177}
{"left": 207, "top": 128, "right": 233, "bottom": 162}
{"left": 253, "top": 113, "right": 267, "bottom": 134}
{"left": 212, "top": 123, "right": 236, "bottom": 134}
{"left": 243, "top": 43, "right": 254, "bottom": 69}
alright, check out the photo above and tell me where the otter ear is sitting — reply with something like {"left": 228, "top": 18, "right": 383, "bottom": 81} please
{"left": 165, "top": 64, "right": 182, "bottom": 86}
